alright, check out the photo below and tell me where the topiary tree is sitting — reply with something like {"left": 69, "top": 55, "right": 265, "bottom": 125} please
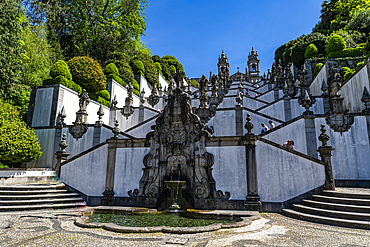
{"left": 305, "top": 44, "right": 319, "bottom": 59}
{"left": 67, "top": 56, "right": 107, "bottom": 93}
{"left": 327, "top": 35, "right": 346, "bottom": 53}
{"left": 169, "top": 65, "right": 176, "bottom": 74}
{"left": 0, "top": 99, "right": 42, "bottom": 165}
{"left": 50, "top": 60, "right": 72, "bottom": 81}
{"left": 162, "top": 55, "right": 184, "bottom": 74}
{"left": 190, "top": 79, "right": 200, "bottom": 88}
{"left": 131, "top": 60, "right": 145, "bottom": 76}
{"left": 103, "top": 63, "right": 119, "bottom": 76}
{"left": 152, "top": 55, "right": 171, "bottom": 80}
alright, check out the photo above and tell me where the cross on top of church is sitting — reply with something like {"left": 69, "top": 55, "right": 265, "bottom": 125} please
{"left": 171, "top": 71, "right": 185, "bottom": 88}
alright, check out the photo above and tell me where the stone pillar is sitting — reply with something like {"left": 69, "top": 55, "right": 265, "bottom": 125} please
{"left": 317, "top": 124, "right": 335, "bottom": 191}
{"left": 243, "top": 114, "right": 262, "bottom": 211}
{"left": 93, "top": 125, "right": 102, "bottom": 146}
{"left": 139, "top": 105, "right": 145, "bottom": 123}
{"left": 274, "top": 87, "right": 279, "bottom": 101}
{"left": 55, "top": 133, "right": 70, "bottom": 177}
{"left": 304, "top": 112, "right": 318, "bottom": 159}
{"left": 235, "top": 105, "right": 243, "bottom": 136}
{"left": 284, "top": 98, "right": 292, "bottom": 121}
{"left": 101, "top": 121, "right": 120, "bottom": 205}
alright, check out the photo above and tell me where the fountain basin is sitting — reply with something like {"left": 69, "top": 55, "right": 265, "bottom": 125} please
{"left": 75, "top": 206, "right": 261, "bottom": 234}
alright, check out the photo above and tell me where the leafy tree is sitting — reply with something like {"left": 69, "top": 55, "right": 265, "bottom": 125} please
{"left": 20, "top": 22, "right": 54, "bottom": 87}
{"left": 152, "top": 55, "right": 171, "bottom": 80}
{"left": 169, "top": 65, "right": 176, "bottom": 74}
{"left": 0, "top": 0, "right": 25, "bottom": 99}
{"left": 0, "top": 98, "right": 42, "bottom": 165}
{"left": 49, "top": 60, "right": 72, "bottom": 80}
{"left": 346, "top": 8, "right": 370, "bottom": 34}
{"left": 131, "top": 53, "right": 158, "bottom": 84}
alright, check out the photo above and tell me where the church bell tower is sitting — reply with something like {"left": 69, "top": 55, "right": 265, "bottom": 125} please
{"left": 247, "top": 47, "right": 261, "bottom": 83}
{"left": 217, "top": 50, "right": 229, "bottom": 76}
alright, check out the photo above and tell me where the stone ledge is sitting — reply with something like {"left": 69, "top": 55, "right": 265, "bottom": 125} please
{"left": 75, "top": 206, "right": 260, "bottom": 234}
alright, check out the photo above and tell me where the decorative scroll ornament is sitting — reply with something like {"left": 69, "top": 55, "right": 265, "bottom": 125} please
{"left": 148, "top": 80, "right": 160, "bottom": 107}
{"left": 69, "top": 89, "right": 89, "bottom": 139}
{"left": 130, "top": 80, "right": 229, "bottom": 202}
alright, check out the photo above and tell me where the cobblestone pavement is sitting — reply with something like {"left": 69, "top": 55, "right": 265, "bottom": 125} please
{"left": 0, "top": 209, "right": 369, "bottom": 247}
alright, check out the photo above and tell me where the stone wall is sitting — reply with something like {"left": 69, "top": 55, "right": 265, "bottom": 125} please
{"left": 256, "top": 140, "right": 325, "bottom": 203}
{"left": 309, "top": 62, "right": 327, "bottom": 96}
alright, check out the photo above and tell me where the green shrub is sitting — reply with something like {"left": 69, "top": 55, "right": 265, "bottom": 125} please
{"left": 95, "top": 90, "right": 110, "bottom": 101}
{"left": 154, "top": 62, "right": 162, "bottom": 72}
{"left": 103, "top": 63, "right": 119, "bottom": 76}
{"left": 0, "top": 162, "right": 9, "bottom": 168}
{"left": 106, "top": 73, "right": 128, "bottom": 88}
{"left": 96, "top": 97, "right": 110, "bottom": 107}
{"left": 67, "top": 56, "right": 107, "bottom": 93}
{"left": 305, "top": 44, "right": 319, "bottom": 59}
{"left": 152, "top": 55, "right": 171, "bottom": 80}
{"left": 0, "top": 99, "right": 42, "bottom": 164}
{"left": 327, "top": 47, "right": 364, "bottom": 58}
{"left": 169, "top": 65, "right": 176, "bottom": 74}
{"left": 133, "top": 89, "right": 140, "bottom": 97}
{"left": 50, "top": 60, "right": 72, "bottom": 81}
{"left": 132, "top": 79, "right": 140, "bottom": 91}
{"left": 131, "top": 60, "right": 145, "bottom": 74}
{"left": 131, "top": 53, "right": 158, "bottom": 84}
{"left": 327, "top": 35, "right": 346, "bottom": 53}
{"left": 190, "top": 79, "right": 199, "bottom": 88}
{"left": 162, "top": 55, "right": 185, "bottom": 73}
{"left": 357, "top": 61, "right": 365, "bottom": 70}
{"left": 314, "top": 63, "right": 323, "bottom": 76}
{"left": 341, "top": 67, "right": 355, "bottom": 81}
{"left": 106, "top": 53, "right": 135, "bottom": 86}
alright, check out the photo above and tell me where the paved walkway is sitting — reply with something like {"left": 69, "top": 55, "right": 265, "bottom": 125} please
{"left": 0, "top": 208, "right": 369, "bottom": 247}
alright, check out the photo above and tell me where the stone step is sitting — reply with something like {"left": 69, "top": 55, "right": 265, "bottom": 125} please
{"left": 0, "top": 192, "right": 81, "bottom": 200}
{"left": 0, "top": 197, "right": 84, "bottom": 206}
{"left": 312, "top": 195, "right": 370, "bottom": 206}
{"left": 302, "top": 200, "right": 370, "bottom": 213}
{"left": 323, "top": 190, "right": 370, "bottom": 199}
{"left": 0, "top": 189, "right": 69, "bottom": 195}
{"left": 0, "top": 202, "right": 86, "bottom": 212}
{"left": 0, "top": 184, "right": 65, "bottom": 191}
{"left": 292, "top": 204, "right": 370, "bottom": 221}
{"left": 282, "top": 209, "right": 370, "bottom": 229}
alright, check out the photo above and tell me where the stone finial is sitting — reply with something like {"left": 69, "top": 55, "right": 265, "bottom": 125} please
{"left": 140, "top": 88, "right": 145, "bottom": 106}
{"left": 96, "top": 104, "right": 104, "bottom": 124}
{"left": 244, "top": 114, "right": 254, "bottom": 134}
{"left": 321, "top": 79, "right": 328, "bottom": 96}
{"left": 112, "top": 120, "right": 120, "bottom": 138}
{"left": 59, "top": 133, "right": 68, "bottom": 152}
{"left": 57, "top": 106, "right": 67, "bottom": 127}
{"left": 361, "top": 86, "right": 370, "bottom": 114}
{"left": 318, "top": 124, "right": 330, "bottom": 147}
{"left": 111, "top": 95, "right": 118, "bottom": 110}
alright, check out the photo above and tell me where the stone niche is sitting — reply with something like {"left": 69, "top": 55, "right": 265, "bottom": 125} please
{"left": 130, "top": 88, "right": 229, "bottom": 210}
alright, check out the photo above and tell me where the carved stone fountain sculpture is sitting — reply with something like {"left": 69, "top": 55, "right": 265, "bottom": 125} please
{"left": 129, "top": 74, "right": 230, "bottom": 210}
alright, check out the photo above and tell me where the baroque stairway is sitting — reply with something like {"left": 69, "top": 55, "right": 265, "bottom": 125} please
{"left": 283, "top": 188, "right": 370, "bottom": 229}
{"left": 0, "top": 183, "right": 85, "bottom": 212}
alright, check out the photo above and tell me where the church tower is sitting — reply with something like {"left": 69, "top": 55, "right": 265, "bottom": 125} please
{"left": 217, "top": 50, "right": 229, "bottom": 76}
{"left": 247, "top": 47, "right": 261, "bottom": 83}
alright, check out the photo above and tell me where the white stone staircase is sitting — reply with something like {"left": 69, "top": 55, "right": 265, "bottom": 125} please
{"left": 283, "top": 189, "right": 370, "bottom": 229}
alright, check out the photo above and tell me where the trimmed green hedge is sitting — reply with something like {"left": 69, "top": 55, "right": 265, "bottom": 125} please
{"left": 314, "top": 63, "right": 323, "bottom": 76}
{"left": 327, "top": 47, "right": 364, "bottom": 58}
{"left": 95, "top": 90, "right": 110, "bottom": 101}
{"left": 43, "top": 76, "right": 82, "bottom": 94}
{"left": 190, "top": 79, "right": 199, "bottom": 88}
{"left": 169, "top": 65, "right": 176, "bottom": 74}
{"left": 342, "top": 67, "right": 355, "bottom": 81}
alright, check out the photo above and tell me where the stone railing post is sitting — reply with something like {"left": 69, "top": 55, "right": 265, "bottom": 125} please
{"left": 55, "top": 133, "right": 70, "bottom": 177}
{"left": 243, "top": 114, "right": 262, "bottom": 211}
{"left": 317, "top": 124, "right": 335, "bottom": 190}
{"left": 304, "top": 112, "right": 318, "bottom": 159}
{"left": 101, "top": 120, "right": 120, "bottom": 205}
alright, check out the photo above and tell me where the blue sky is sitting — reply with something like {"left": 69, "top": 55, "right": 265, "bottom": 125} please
{"left": 142, "top": 0, "right": 324, "bottom": 78}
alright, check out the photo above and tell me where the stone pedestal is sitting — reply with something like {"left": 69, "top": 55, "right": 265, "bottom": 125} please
{"left": 235, "top": 105, "right": 243, "bottom": 136}
{"left": 55, "top": 151, "right": 69, "bottom": 178}
{"left": 304, "top": 112, "right": 318, "bottom": 159}
{"left": 101, "top": 138, "right": 118, "bottom": 205}
{"left": 318, "top": 145, "right": 335, "bottom": 190}
{"left": 139, "top": 105, "right": 144, "bottom": 123}
{"left": 284, "top": 98, "right": 292, "bottom": 121}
